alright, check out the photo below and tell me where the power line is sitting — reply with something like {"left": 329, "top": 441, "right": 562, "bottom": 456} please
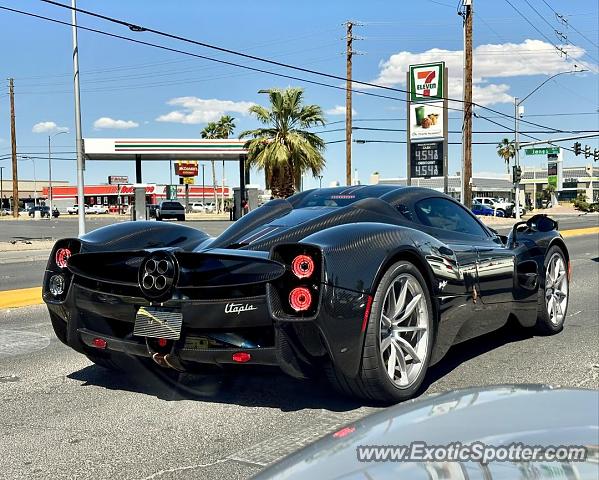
{"left": 540, "top": 0, "right": 599, "bottom": 49}
{"left": 34, "top": 0, "right": 576, "bottom": 133}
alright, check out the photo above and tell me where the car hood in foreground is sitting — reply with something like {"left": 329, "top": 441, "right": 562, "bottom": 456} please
{"left": 254, "top": 385, "right": 599, "bottom": 480}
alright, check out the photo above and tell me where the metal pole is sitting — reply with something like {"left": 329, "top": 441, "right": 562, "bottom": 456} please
{"left": 32, "top": 158, "right": 37, "bottom": 205}
{"left": 169, "top": 160, "right": 173, "bottom": 185}
{"left": 406, "top": 71, "right": 411, "bottom": 187}
{"left": 514, "top": 97, "right": 521, "bottom": 220}
{"left": 48, "top": 136, "right": 52, "bottom": 212}
{"left": 72, "top": 0, "right": 86, "bottom": 236}
{"left": 443, "top": 66, "right": 449, "bottom": 195}
{"left": 202, "top": 164, "right": 205, "bottom": 205}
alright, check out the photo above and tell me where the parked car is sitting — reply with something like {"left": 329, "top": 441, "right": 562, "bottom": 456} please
{"left": 89, "top": 204, "right": 109, "bottom": 214}
{"left": 28, "top": 206, "right": 51, "bottom": 218}
{"left": 155, "top": 200, "right": 185, "bottom": 221}
{"left": 471, "top": 202, "right": 504, "bottom": 217}
{"left": 67, "top": 204, "right": 90, "bottom": 215}
{"left": 147, "top": 204, "right": 159, "bottom": 219}
{"left": 190, "top": 202, "right": 205, "bottom": 213}
{"left": 473, "top": 197, "right": 513, "bottom": 217}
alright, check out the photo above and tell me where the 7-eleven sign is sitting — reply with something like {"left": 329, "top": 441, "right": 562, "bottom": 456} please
{"left": 409, "top": 62, "right": 445, "bottom": 101}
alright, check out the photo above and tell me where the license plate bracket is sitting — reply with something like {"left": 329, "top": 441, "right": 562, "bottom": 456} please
{"left": 134, "top": 306, "right": 183, "bottom": 340}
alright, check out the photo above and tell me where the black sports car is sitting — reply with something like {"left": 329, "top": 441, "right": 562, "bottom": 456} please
{"left": 43, "top": 186, "right": 570, "bottom": 403}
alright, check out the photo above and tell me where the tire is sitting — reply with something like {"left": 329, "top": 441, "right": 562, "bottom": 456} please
{"left": 535, "top": 245, "right": 569, "bottom": 334}
{"left": 179, "top": 215, "right": 185, "bottom": 221}
{"left": 325, "top": 260, "right": 435, "bottom": 403}
{"left": 156, "top": 215, "right": 162, "bottom": 221}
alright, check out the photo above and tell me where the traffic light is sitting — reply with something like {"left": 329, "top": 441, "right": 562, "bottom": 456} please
{"left": 594, "top": 148, "right": 599, "bottom": 162}
{"left": 512, "top": 165, "right": 522, "bottom": 183}
{"left": 573, "top": 142, "right": 581, "bottom": 156}
{"left": 584, "top": 145, "right": 591, "bottom": 158}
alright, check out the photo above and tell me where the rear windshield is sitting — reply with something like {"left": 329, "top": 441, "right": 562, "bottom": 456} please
{"left": 161, "top": 202, "right": 183, "bottom": 209}
{"left": 294, "top": 191, "right": 369, "bottom": 208}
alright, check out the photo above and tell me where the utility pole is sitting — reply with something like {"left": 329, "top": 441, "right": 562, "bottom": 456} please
{"left": 72, "top": 0, "right": 86, "bottom": 235}
{"left": 514, "top": 97, "right": 521, "bottom": 220}
{"left": 9, "top": 78, "right": 19, "bottom": 218}
{"left": 345, "top": 21, "right": 354, "bottom": 186}
{"left": 461, "top": 0, "right": 473, "bottom": 208}
{"left": 344, "top": 21, "right": 363, "bottom": 186}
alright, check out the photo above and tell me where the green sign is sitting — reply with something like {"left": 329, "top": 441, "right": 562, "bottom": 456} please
{"left": 548, "top": 175, "right": 558, "bottom": 188}
{"left": 525, "top": 147, "right": 560, "bottom": 155}
{"left": 166, "top": 185, "right": 178, "bottom": 200}
{"left": 409, "top": 62, "right": 445, "bottom": 102}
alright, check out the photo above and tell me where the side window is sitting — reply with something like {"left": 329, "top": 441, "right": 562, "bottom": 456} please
{"left": 414, "top": 197, "right": 488, "bottom": 237}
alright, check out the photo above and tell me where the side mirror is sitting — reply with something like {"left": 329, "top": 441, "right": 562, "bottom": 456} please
{"left": 527, "top": 214, "right": 558, "bottom": 233}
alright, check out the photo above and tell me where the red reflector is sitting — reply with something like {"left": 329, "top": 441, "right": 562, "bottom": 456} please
{"left": 55, "top": 248, "right": 72, "bottom": 269}
{"left": 332, "top": 426, "right": 355, "bottom": 438}
{"left": 232, "top": 352, "right": 251, "bottom": 363}
{"left": 361, "top": 295, "right": 374, "bottom": 332}
{"left": 92, "top": 338, "right": 107, "bottom": 349}
{"left": 289, "top": 287, "right": 312, "bottom": 312}
{"left": 291, "top": 254, "right": 315, "bottom": 279}
{"left": 568, "top": 260, "right": 572, "bottom": 282}
{"left": 158, "top": 338, "right": 168, "bottom": 348}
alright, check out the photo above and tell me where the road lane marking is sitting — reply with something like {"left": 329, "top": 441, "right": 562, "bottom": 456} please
{"left": 0, "top": 287, "right": 42, "bottom": 309}
{"left": 561, "top": 226, "right": 599, "bottom": 238}
{"left": 0, "top": 225, "right": 597, "bottom": 309}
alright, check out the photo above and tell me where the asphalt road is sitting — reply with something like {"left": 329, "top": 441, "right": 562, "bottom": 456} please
{"left": 0, "top": 214, "right": 597, "bottom": 291}
{"left": 1, "top": 234, "right": 597, "bottom": 480}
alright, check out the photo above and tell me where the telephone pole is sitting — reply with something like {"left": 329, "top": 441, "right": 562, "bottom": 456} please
{"left": 9, "top": 78, "right": 19, "bottom": 218}
{"left": 345, "top": 21, "right": 354, "bottom": 186}
{"left": 72, "top": 0, "right": 86, "bottom": 235}
{"left": 460, "top": 0, "right": 473, "bottom": 207}
{"left": 344, "top": 21, "right": 363, "bottom": 186}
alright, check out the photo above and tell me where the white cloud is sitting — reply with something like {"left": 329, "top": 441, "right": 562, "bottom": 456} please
{"left": 156, "top": 97, "right": 254, "bottom": 124}
{"left": 93, "top": 117, "right": 139, "bottom": 130}
{"left": 326, "top": 105, "right": 357, "bottom": 116}
{"left": 370, "top": 39, "right": 591, "bottom": 105}
{"left": 32, "top": 121, "right": 69, "bottom": 134}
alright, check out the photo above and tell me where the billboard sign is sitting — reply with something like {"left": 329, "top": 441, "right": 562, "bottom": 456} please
{"left": 409, "top": 102, "right": 444, "bottom": 140}
{"left": 409, "top": 62, "right": 445, "bottom": 102}
{"left": 410, "top": 141, "right": 444, "bottom": 178}
{"left": 108, "top": 175, "right": 128, "bottom": 184}
{"left": 175, "top": 161, "right": 199, "bottom": 177}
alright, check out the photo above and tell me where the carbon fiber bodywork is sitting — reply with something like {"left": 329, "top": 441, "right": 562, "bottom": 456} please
{"left": 43, "top": 186, "right": 568, "bottom": 390}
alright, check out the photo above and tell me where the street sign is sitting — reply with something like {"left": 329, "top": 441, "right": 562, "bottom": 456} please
{"left": 525, "top": 147, "right": 560, "bottom": 155}
{"left": 183, "top": 177, "right": 195, "bottom": 185}
{"left": 166, "top": 185, "right": 177, "bottom": 200}
{"left": 410, "top": 141, "right": 444, "bottom": 178}
{"left": 409, "top": 62, "right": 445, "bottom": 102}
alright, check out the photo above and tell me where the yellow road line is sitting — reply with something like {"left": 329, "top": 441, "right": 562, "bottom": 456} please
{"left": 561, "top": 226, "right": 599, "bottom": 238}
{"left": 0, "top": 225, "right": 597, "bottom": 309}
{"left": 0, "top": 287, "right": 43, "bottom": 309}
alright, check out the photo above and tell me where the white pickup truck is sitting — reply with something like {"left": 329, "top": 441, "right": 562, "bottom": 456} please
{"left": 67, "top": 204, "right": 90, "bottom": 215}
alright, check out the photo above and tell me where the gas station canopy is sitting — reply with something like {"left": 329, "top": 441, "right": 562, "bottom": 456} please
{"left": 83, "top": 138, "right": 248, "bottom": 161}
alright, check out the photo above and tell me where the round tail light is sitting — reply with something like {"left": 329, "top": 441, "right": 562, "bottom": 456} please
{"left": 289, "top": 287, "right": 312, "bottom": 312}
{"left": 291, "top": 254, "right": 315, "bottom": 279}
{"left": 55, "top": 248, "right": 72, "bottom": 269}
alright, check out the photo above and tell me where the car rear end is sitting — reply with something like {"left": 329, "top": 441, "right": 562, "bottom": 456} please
{"left": 43, "top": 242, "right": 288, "bottom": 371}
{"left": 157, "top": 201, "right": 185, "bottom": 220}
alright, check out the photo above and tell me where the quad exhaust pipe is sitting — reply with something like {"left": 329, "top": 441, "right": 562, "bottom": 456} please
{"left": 152, "top": 352, "right": 184, "bottom": 372}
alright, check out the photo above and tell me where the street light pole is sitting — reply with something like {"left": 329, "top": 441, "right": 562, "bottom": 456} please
{"left": 513, "top": 69, "right": 586, "bottom": 220}
{"left": 317, "top": 175, "right": 323, "bottom": 188}
{"left": 48, "top": 131, "right": 68, "bottom": 213}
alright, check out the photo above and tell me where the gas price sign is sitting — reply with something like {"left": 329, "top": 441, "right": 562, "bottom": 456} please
{"left": 410, "top": 141, "right": 444, "bottom": 178}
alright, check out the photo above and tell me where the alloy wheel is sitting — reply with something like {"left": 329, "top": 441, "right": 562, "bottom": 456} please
{"left": 545, "top": 252, "right": 568, "bottom": 326}
{"left": 379, "top": 273, "right": 429, "bottom": 388}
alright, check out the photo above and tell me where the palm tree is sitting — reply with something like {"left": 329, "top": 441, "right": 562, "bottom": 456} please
{"left": 216, "top": 115, "right": 235, "bottom": 212}
{"left": 239, "top": 88, "right": 325, "bottom": 198}
{"left": 496, "top": 138, "right": 515, "bottom": 173}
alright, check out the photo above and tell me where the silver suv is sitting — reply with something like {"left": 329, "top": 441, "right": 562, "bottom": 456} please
{"left": 156, "top": 201, "right": 185, "bottom": 221}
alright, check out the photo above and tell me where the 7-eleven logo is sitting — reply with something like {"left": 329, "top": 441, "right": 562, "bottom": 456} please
{"left": 413, "top": 65, "right": 440, "bottom": 98}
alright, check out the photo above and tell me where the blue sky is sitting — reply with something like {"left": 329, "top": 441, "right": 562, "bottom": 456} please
{"left": 0, "top": 0, "right": 597, "bottom": 189}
